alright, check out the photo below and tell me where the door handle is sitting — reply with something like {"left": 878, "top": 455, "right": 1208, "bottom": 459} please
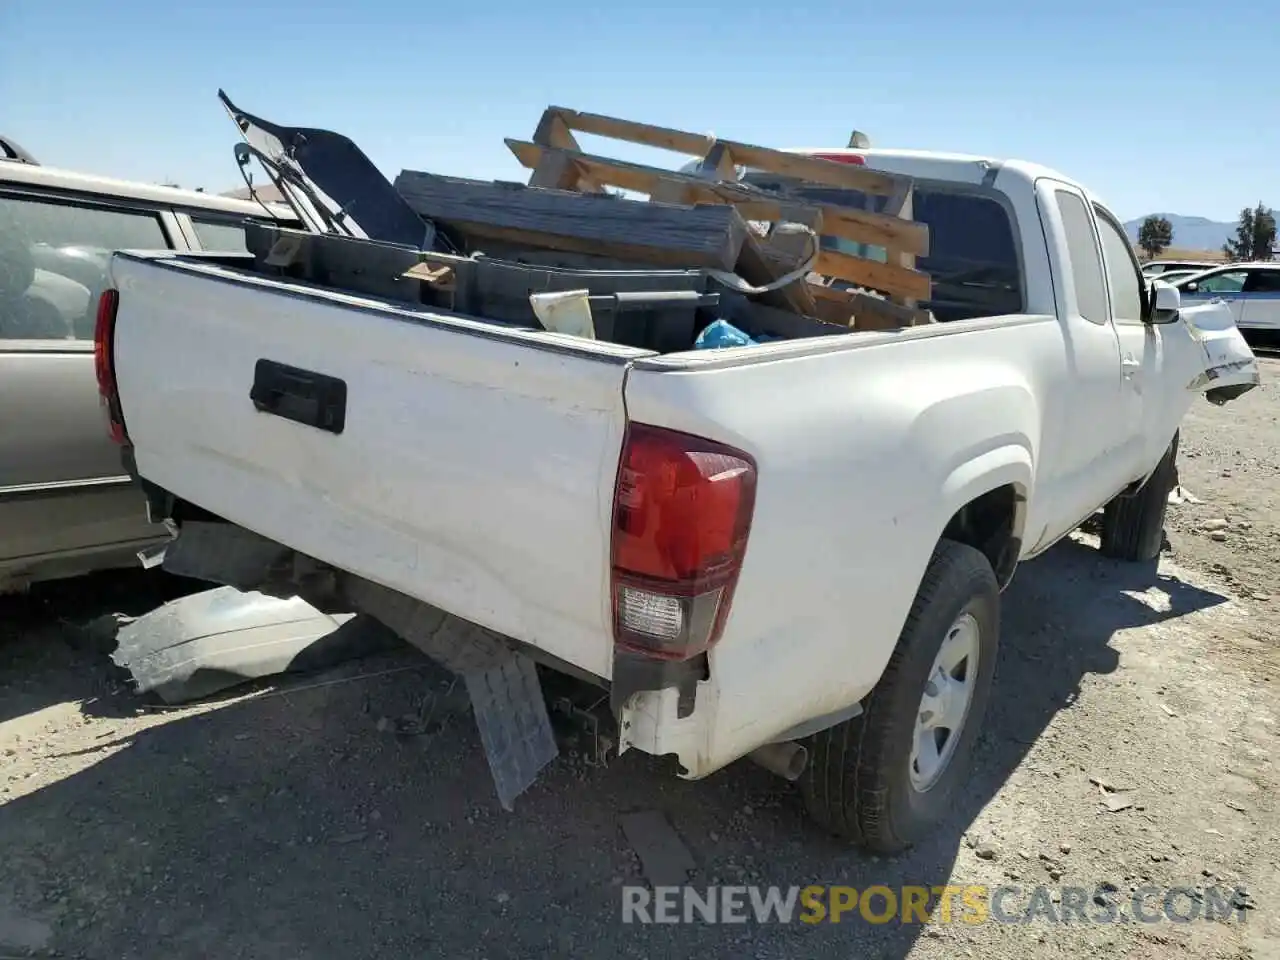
{"left": 1122, "top": 357, "right": 1141, "bottom": 378}
{"left": 250, "top": 359, "right": 347, "bottom": 434}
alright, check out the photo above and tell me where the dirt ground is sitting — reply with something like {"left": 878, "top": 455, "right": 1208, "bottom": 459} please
{"left": 2, "top": 359, "right": 1278, "bottom": 960}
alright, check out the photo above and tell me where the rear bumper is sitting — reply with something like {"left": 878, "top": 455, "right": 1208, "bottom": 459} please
{"left": 616, "top": 662, "right": 873, "bottom": 779}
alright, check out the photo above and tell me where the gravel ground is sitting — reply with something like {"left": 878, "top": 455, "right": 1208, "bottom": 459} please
{"left": 2, "top": 359, "right": 1278, "bottom": 960}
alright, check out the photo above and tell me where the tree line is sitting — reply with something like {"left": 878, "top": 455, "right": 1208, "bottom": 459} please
{"left": 1137, "top": 204, "right": 1276, "bottom": 261}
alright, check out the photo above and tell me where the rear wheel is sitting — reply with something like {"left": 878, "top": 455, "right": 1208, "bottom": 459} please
{"left": 800, "top": 539, "right": 999, "bottom": 853}
{"left": 1099, "top": 431, "right": 1179, "bottom": 562}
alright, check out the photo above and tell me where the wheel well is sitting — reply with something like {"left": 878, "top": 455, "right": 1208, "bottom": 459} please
{"left": 942, "top": 484, "right": 1022, "bottom": 589}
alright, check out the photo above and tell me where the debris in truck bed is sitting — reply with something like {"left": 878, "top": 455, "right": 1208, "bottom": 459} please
{"left": 497, "top": 105, "right": 932, "bottom": 314}
{"left": 390, "top": 104, "right": 934, "bottom": 335}
{"left": 218, "top": 93, "right": 935, "bottom": 344}
{"left": 393, "top": 171, "right": 751, "bottom": 272}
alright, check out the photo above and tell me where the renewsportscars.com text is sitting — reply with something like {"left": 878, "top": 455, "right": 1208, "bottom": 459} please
{"left": 621, "top": 884, "right": 1253, "bottom": 925}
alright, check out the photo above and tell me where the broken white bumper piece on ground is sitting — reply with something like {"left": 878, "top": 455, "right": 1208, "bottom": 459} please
{"left": 152, "top": 522, "right": 559, "bottom": 809}
{"left": 111, "top": 586, "right": 372, "bottom": 703}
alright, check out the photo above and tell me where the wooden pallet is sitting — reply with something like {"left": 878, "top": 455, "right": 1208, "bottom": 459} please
{"left": 506, "top": 106, "right": 932, "bottom": 323}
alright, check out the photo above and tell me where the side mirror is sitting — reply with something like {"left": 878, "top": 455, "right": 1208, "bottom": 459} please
{"left": 1147, "top": 281, "right": 1181, "bottom": 324}
{"left": 1183, "top": 282, "right": 1198, "bottom": 294}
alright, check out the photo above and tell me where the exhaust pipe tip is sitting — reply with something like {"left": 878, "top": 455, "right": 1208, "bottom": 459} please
{"left": 748, "top": 741, "right": 809, "bottom": 781}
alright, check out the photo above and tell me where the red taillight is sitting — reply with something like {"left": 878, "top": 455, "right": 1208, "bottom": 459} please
{"left": 610, "top": 423, "right": 757, "bottom": 661}
{"left": 93, "top": 289, "right": 126, "bottom": 444}
{"left": 810, "top": 152, "right": 866, "bottom": 165}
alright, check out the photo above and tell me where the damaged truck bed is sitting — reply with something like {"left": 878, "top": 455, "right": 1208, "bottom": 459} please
{"left": 94, "top": 93, "right": 1258, "bottom": 848}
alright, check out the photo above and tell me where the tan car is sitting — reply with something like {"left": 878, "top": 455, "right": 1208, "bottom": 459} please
{"left": 0, "top": 142, "right": 293, "bottom": 592}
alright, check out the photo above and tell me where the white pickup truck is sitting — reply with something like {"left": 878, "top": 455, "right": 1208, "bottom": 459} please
{"left": 96, "top": 137, "right": 1258, "bottom": 851}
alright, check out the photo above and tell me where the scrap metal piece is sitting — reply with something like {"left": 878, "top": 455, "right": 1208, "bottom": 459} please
{"left": 465, "top": 654, "right": 559, "bottom": 811}
{"left": 111, "top": 586, "right": 400, "bottom": 704}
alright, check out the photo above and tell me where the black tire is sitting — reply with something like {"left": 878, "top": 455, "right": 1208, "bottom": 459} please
{"left": 800, "top": 539, "right": 999, "bottom": 853}
{"left": 1099, "top": 431, "right": 1179, "bottom": 562}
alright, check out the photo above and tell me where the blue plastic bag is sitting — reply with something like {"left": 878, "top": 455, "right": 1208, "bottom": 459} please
{"left": 694, "top": 319, "right": 758, "bottom": 350}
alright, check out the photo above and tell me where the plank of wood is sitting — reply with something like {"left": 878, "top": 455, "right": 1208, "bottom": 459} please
{"left": 536, "top": 106, "right": 908, "bottom": 197}
{"left": 735, "top": 231, "right": 817, "bottom": 315}
{"left": 527, "top": 151, "right": 583, "bottom": 190}
{"left": 647, "top": 180, "right": 698, "bottom": 206}
{"left": 812, "top": 248, "right": 932, "bottom": 302}
{"left": 809, "top": 284, "right": 932, "bottom": 328}
{"left": 532, "top": 111, "right": 581, "bottom": 151}
{"left": 402, "top": 262, "right": 455, "bottom": 286}
{"left": 850, "top": 292, "right": 932, "bottom": 328}
{"left": 395, "top": 171, "right": 748, "bottom": 272}
{"left": 690, "top": 141, "right": 737, "bottom": 181}
{"left": 506, "top": 140, "right": 928, "bottom": 255}
{"left": 808, "top": 294, "right": 856, "bottom": 327}
{"left": 881, "top": 187, "right": 918, "bottom": 307}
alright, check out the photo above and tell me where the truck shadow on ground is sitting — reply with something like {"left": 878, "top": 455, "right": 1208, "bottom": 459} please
{"left": 0, "top": 537, "right": 1229, "bottom": 959}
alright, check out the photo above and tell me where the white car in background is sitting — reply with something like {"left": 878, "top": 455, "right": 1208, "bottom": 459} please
{"left": 1147, "top": 268, "right": 1201, "bottom": 285}
{"left": 1170, "top": 261, "right": 1280, "bottom": 331}
{"left": 1142, "top": 258, "right": 1218, "bottom": 278}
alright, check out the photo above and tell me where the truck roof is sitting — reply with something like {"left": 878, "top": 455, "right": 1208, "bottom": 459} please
{"left": 0, "top": 157, "right": 291, "bottom": 218}
{"left": 785, "top": 147, "right": 1109, "bottom": 211}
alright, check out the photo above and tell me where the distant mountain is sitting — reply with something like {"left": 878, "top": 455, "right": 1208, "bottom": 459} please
{"left": 1124, "top": 214, "right": 1235, "bottom": 253}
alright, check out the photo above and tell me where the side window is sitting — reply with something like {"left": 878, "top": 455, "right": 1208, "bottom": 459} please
{"left": 1243, "top": 270, "right": 1280, "bottom": 294}
{"left": 190, "top": 216, "right": 250, "bottom": 254}
{"left": 1053, "top": 190, "right": 1108, "bottom": 324}
{"left": 0, "top": 194, "right": 169, "bottom": 340}
{"left": 1094, "top": 209, "right": 1144, "bottom": 324}
{"left": 1196, "top": 270, "right": 1246, "bottom": 294}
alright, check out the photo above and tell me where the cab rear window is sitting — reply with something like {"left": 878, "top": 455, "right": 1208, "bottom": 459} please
{"left": 742, "top": 174, "right": 1023, "bottom": 322}
{"left": 190, "top": 217, "right": 251, "bottom": 253}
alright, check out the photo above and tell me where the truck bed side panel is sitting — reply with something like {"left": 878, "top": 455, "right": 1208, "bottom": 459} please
{"left": 619, "top": 319, "right": 1058, "bottom": 773}
{"left": 111, "top": 258, "right": 627, "bottom": 679}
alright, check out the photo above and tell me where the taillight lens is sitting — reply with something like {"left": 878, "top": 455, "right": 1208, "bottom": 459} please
{"left": 93, "top": 289, "right": 126, "bottom": 444}
{"left": 611, "top": 424, "right": 757, "bottom": 661}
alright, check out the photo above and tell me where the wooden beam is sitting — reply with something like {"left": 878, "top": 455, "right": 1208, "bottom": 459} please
{"left": 534, "top": 106, "right": 711, "bottom": 155}
{"left": 882, "top": 187, "right": 918, "bottom": 307}
{"left": 537, "top": 106, "right": 909, "bottom": 197}
{"left": 809, "top": 285, "right": 932, "bottom": 328}
{"left": 808, "top": 294, "right": 856, "bottom": 327}
{"left": 850, "top": 292, "right": 932, "bottom": 329}
{"left": 811, "top": 248, "right": 932, "bottom": 302}
{"left": 735, "top": 233, "right": 818, "bottom": 316}
{"left": 395, "top": 171, "right": 749, "bottom": 272}
{"left": 505, "top": 140, "right": 928, "bottom": 255}
{"left": 528, "top": 151, "right": 584, "bottom": 190}
{"left": 647, "top": 180, "right": 699, "bottom": 206}
{"left": 691, "top": 141, "right": 737, "bottom": 181}
{"left": 532, "top": 111, "right": 581, "bottom": 151}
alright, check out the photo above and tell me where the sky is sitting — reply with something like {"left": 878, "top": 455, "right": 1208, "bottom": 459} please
{"left": 1, "top": 0, "right": 1276, "bottom": 223}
